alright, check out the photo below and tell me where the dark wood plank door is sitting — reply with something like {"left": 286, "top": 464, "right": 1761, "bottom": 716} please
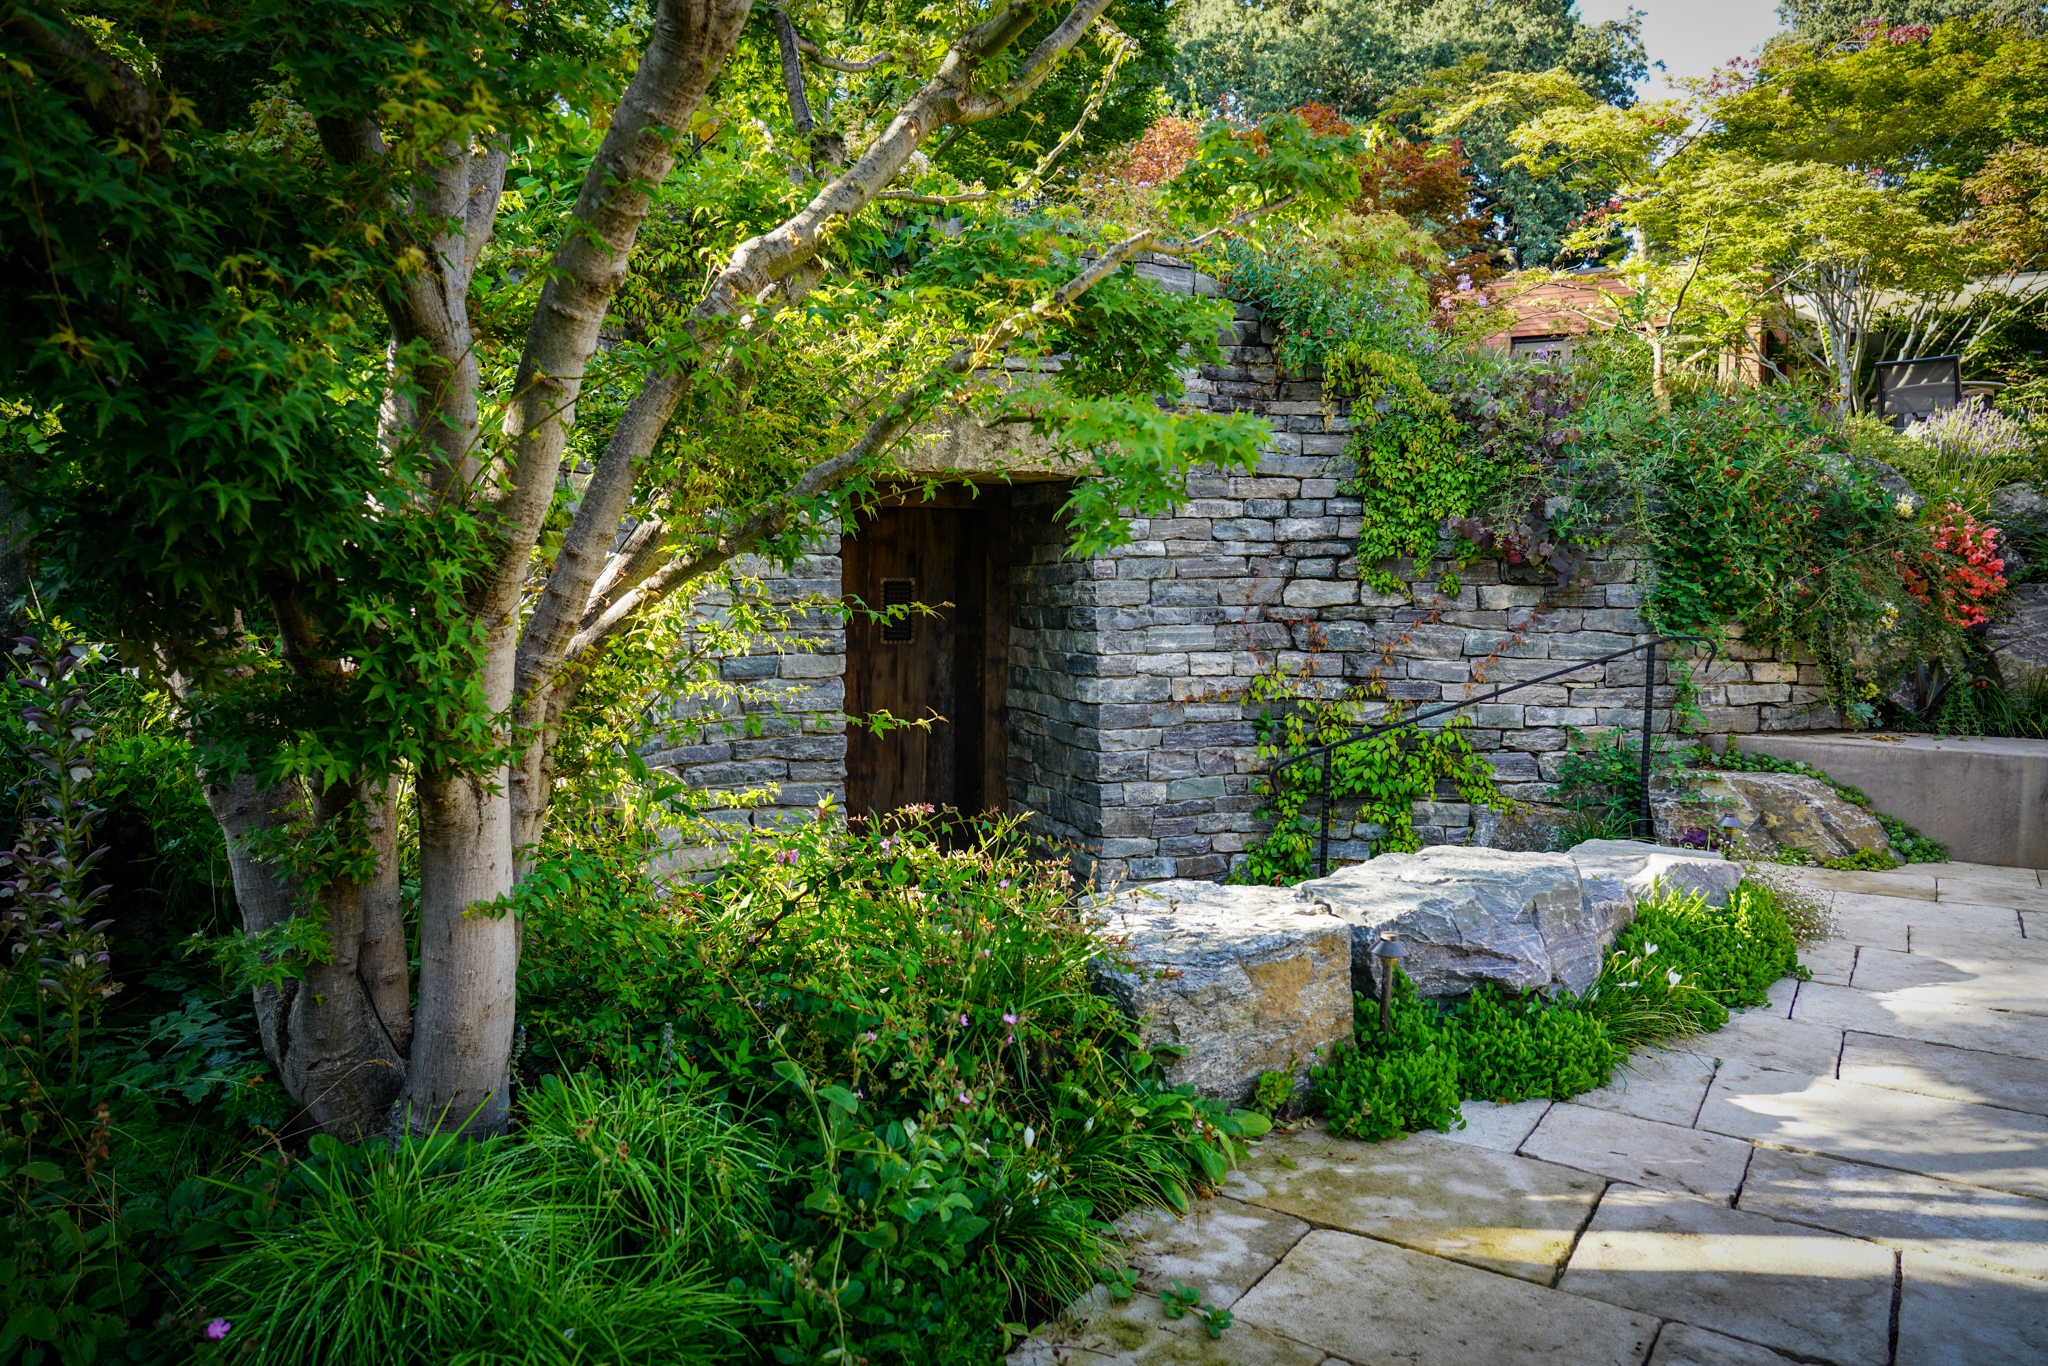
{"left": 843, "top": 490, "right": 1008, "bottom": 818}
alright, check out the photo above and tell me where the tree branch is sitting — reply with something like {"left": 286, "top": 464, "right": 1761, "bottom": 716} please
{"left": 794, "top": 32, "right": 896, "bottom": 72}
{"left": 563, "top": 192, "right": 1298, "bottom": 660}
{"left": 6, "top": 2, "right": 166, "bottom": 172}
{"left": 479, "top": 0, "right": 755, "bottom": 648}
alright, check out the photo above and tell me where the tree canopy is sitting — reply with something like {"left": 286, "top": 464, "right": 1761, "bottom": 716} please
{"left": 1169, "top": 0, "right": 1648, "bottom": 266}
{"left": 0, "top": 0, "right": 1363, "bottom": 1138}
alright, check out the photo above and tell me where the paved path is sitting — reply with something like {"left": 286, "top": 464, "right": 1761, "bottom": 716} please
{"left": 1015, "top": 862, "right": 2048, "bottom": 1366}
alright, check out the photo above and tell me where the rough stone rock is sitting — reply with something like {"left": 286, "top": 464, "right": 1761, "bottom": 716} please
{"left": 1472, "top": 803, "right": 1577, "bottom": 852}
{"left": 1298, "top": 843, "right": 1740, "bottom": 999}
{"left": 1086, "top": 881, "right": 1352, "bottom": 1104}
{"left": 1654, "top": 770, "right": 1890, "bottom": 862}
{"left": 1300, "top": 847, "right": 1596, "bottom": 997}
{"left": 1571, "top": 838, "right": 1741, "bottom": 925}
{"left": 1989, "top": 580, "right": 2048, "bottom": 692}
{"left": 1990, "top": 481, "right": 2048, "bottom": 544}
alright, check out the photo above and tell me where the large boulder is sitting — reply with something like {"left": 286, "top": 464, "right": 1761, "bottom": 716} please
{"left": 1300, "top": 847, "right": 1594, "bottom": 998}
{"left": 1298, "top": 843, "right": 1739, "bottom": 999}
{"left": 1654, "top": 770, "right": 1889, "bottom": 862}
{"left": 1990, "top": 581, "right": 2048, "bottom": 693}
{"left": 1087, "top": 881, "right": 1353, "bottom": 1104}
{"left": 1570, "top": 837, "right": 1743, "bottom": 909}
{"left": 1570, "top": 838, "right": 1742, "bottom": 961}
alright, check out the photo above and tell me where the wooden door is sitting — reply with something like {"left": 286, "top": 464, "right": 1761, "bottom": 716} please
{"left": 843, "top": 489, "right": 1008, "bottom": 818}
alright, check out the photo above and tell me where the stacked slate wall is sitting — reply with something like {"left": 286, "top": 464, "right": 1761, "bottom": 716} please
{"left": 656, "top": 260, "right": 1840, "bottom": 883}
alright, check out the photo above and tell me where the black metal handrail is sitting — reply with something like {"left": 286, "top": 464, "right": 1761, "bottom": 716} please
{"left": 1270, "top": 634, "right": 1720, "bottom": 878}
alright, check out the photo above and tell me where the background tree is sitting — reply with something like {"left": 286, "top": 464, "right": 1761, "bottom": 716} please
{"left": 1169, "top": 0, "right": 1648, "bottom": 265}
{"left": 0, "top": 0, "right": 1360, "bottom": 1139}
{"left": 1776, "top": 0, "right": 2046, "bottom": 47}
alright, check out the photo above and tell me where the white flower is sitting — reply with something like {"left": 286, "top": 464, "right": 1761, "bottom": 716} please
{"left": 1643, "top": 943, "right": 1659, "bottom": 955}
{"left": 1894, "top": 494, "right": 1917, "bottom": 518}
{"left": 1667, "top": 968, "right": 1683, "bottom": 986}
{"left": 1023, "top": 1126, "right": 1036, "bottom": 1149}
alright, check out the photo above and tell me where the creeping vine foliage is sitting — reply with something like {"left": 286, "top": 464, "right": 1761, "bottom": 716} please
{"left": 1234, "top": 665, "right": 1503, "bottom": 886}
{"left": 1323, "top": 343, "right": 1510, "bottom": 593}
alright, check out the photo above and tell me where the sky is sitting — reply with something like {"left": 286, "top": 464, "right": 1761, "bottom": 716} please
{"left": 1574, "top": 0, "right": 1789, "bottom": 100}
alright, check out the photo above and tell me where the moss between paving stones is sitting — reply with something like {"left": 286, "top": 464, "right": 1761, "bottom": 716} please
{"left": 1308, "top": 879, "right": 1807, "bottom": 1143}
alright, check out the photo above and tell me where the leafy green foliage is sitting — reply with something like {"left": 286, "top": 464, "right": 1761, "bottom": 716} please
{"left": 1313, "top": 879, "right": 1807, "bottom": 1143}
{"left": 1325, "top": 344, "right": 1518, "bottom": 592}
{"left": 513, "top": 810, "right": 1268, "bottom": 1358}
{"left": 0, "top": 641, "right": 280, "bottom": 1365}
{"left": 1169, "top": 0, "right": 1650, "bottom": 266}
{"left": 1234, "top": 668, "right": 1504, "bottom": 886}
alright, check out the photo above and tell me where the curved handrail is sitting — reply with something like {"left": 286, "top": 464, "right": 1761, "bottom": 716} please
{"left": 1266, "top": 633, "right": 1720, "bottom": 878}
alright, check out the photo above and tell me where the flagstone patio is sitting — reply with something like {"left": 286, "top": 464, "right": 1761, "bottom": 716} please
{"left": 1012, "top": 862, "right": 2048, "bottom": 1366}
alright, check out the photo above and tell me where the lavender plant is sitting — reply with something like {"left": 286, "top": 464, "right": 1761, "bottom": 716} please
{"left": 1893, "top": 397, "right": 2042, "bottom": 510}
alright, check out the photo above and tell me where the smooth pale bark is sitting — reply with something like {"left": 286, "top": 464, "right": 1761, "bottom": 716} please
{"left": 206, "top": 774, "right": 408, "bottom": 1140}
{"left": 405, "top": 768, "right": 517, "bottom": 1136}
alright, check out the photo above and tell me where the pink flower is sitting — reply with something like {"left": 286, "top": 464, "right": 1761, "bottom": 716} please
{"left": 958, "top": 1014, "right": 969, "bottom": 1026}
{"left": 205, "top": 1320, "right": 232, "bottom": 1342}
{"left": 774, "top": 849, "right": 799, "bottom": 865}
{"left": 1002, "top": 1012, "right": 1018, "bottom": 1025}
{"left": 957, "top": 1091, "right": 971, "bottom": 1104}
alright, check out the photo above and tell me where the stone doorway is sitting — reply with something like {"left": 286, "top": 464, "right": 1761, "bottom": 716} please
{"left": 841, "top": 486, "right": 1010, "bottom": 817}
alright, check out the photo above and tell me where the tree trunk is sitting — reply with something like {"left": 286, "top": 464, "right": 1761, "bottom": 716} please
{"left": 403, "top": 765, "right": 516, "bottom": 1137}
{"left": 206, "top": 773, "right": 409, "bottom": 1141}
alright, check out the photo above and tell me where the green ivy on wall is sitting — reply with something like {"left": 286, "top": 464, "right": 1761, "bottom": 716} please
{"left": 1233, "top": 670, "right": 1505, "bottom": 885}
{"left": 1324, "top": 343, "right": 1515, "bottom": 593}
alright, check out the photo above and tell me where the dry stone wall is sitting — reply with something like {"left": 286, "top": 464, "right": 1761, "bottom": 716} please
{"left": 656, "top": 259, "right": 1841, "bottom": 884}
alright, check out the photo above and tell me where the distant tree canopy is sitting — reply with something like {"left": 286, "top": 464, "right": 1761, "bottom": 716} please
{"left": 1169, "top": 0, "right": 1648, "bottom": 267}
{"left": 1775, "top": 0, "right": 2046, "bottom": 47}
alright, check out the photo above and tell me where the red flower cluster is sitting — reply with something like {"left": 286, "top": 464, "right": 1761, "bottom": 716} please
{"left": 1898, "top": 503, "right": 2007, "bottom": 628}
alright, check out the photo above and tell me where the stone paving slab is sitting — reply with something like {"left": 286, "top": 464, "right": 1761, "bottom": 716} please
{"left": 1838, "top": 1031, "right": 2048, "bottom": 1115}
{"left": 1907, "top": 901, "right": 2035, "bottom": 939}
{"left": 1895, "top": 1251, "right": 2048, "bottom": 1366}
{"left": 1901, "top": 921, "right": 2036, "bottom": 961}
{"left": 1788, "top": 979, "right": 2048, "bottom": 1059}
{"left": 1234, "top": 1227, "right": 1659, "bottom": 1366}
{"left": 1825, "top": 890, "right": 1935, "bottom": 924}
{"left": 1789, "top": 868, "right": 1937, "bottom": 900}
{"left": 1735, "top": 1146, "right": 2048, "bottom": 1279}
{"left": 1522, "top": 1104, "right": 1753, "bottom": 1203}
{"left": 1700, "top": 1009, "right": 1844, "bottom": 1076}
{"left": 1846, "top": 944, "right": 2048, "bottom": 1015}
{"left": 1115, "top": 1195, "right": 1308, "bottom": 1309}
{"left": 1695, "top": 1073, "right": 2048, "bottom": 1198}
{"left": 1558, "top": 1184, "right": 1896, "bottom": 1366}
{"left": 1937, "top": 878, "right": 2048, "bottom": 912}
{"left": 1565, "top": 1047, "right": 1715, "bottom": 1127}
{"left": 1440, "top": 1097, "right": 1551, "bottom": 1153}
{"left": 1012, "top": 1287, "right": 1324, "bottom": 1366}
{"left": 1645, "top": 1323, "right": 1805, "bottom": 1366}
{"left": 1797, "top": 936, "right": 1856, "bottom": 985}
{"left": 1221, "top": 1128, "right": 1602, "bottom": 1283}
{"left": 1912, "top": 862, "right": 2042, "bottom": 886}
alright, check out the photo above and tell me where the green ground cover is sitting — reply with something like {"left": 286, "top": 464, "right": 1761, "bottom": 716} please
{"left": 1308, "top": 879, "right": 1812, "bottom": 1142}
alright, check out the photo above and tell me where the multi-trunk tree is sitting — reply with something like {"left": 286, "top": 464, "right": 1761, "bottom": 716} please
{"left": 0, "top": 0, "right": 1356, "bottom": 1138}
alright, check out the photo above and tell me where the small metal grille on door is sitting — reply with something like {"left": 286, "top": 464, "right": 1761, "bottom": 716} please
{"left": 880, "top": 578, "right": 915, "bottom": 643}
